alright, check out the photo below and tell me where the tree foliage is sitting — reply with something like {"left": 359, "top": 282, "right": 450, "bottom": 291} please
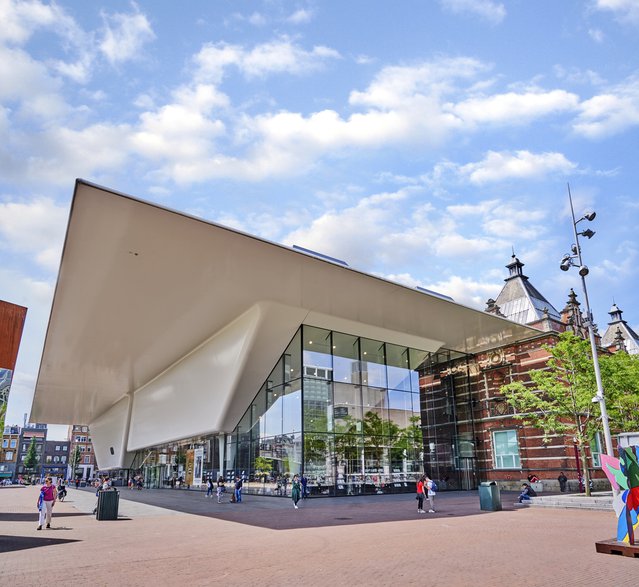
{"left": 23, "top": 437, "right": 39, "bottom": 476}
{"left": 500, "top": 332, "right": 599, "bottom": 494}
{"left": 599, "top": 350, "right": 639, "bottom": 433}
{"left": 70, "top": 445, "right": 81, "bottom": 476}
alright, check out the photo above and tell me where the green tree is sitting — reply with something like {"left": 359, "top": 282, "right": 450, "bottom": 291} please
{"left": 254, "top": 456, "right": 273, "bottom": 479}
{"left": 362, "top": 411, "right": 399, "bottom": 474}
{"left": 599, "top": 350, "right": 639, "bottom": 432}
{"left": 70, "top": 445, "right": 81, "bottom": 478}
{"left": 23, "top": 437, "right": 39, "bottom": 481}
{"left": 500, "top": 332, "right": 599, "bottom": 495}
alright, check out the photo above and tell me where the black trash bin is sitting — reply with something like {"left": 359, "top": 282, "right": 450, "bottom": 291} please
{"left": 96, "top": 489, "right": 120, "bottom": 520}
{"left": 478, "top": 481, "right": 502, "bottom": 511}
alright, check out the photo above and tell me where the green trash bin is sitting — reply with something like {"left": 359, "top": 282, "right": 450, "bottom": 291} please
{"left": 96, "top": 489, "right": 120, "bottom": 520}
{"left": 479, "top": 481, "right": 502, "bottom": 511}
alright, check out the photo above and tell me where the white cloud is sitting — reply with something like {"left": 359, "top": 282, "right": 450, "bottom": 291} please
{"left": 287, "top": 9, "right": 314, "bottom": 24}
{"left": 194, "top": 38, "right": 340, "bottom": 82}
{"left": 283, "top": 188, "right": 415, "bottom": 269}
{"left": 553, "top": 65, "right": 605, "bottom": 86}
{"left": 449, "top": 89, "right": 579, "bottom": 125}
{"left": 458, "top": 150, "right": 577, "bottom": 183}
{"left": 417, "top": 274, "right": 503, "bottom": 308}
{"left": 0, "top": 46, "right": 68, "bottom": 118}
{"left": 99, "top": 4, "right": 155, "bottom": 65}
{"left": 0, "top": 197, "right": 68, "bottom": 271}
{"left": 0, "top": 0, "right": 76, "bottom": 44}
{"left": 596, "top": 240, "right": 638, "bottom": 280}
{"left": 132, "top": 84, "right": 228, "bottom": 160}
{"left": 248, "top": 12, "right": 267, "bottom": 26}
{"left": 0, "top": 1, "right": 98, "bottom": 86}
{"left": 588, "top": 28, "right": 605, "bottom": 42}
{"left": 595, "top": 0, "right": 639, "bottom": 25}
{"left": 350, "top": 58, "right": 487, "bottom": 109}
{"left": 573, "top": 76, "right": 639, "bottom": 137}
{"left": 280, "top": 185, "right": 519, "bottom": 279}
{"left": 446, "top": 198, "right": 547, "bottom": 240}
{"left": 439, "top": 0, "right": 506, "bottom": 24}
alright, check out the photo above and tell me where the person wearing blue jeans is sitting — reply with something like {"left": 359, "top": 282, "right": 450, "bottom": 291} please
{"left": 234, "top": 476, "right": 243, "bottom": 503}
{"left": 518, "top": 483, "right": 532, "bottom": 503}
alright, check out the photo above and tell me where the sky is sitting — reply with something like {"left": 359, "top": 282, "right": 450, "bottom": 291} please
{"left": 2, "top": 0, "right": 638, "bottom": 440}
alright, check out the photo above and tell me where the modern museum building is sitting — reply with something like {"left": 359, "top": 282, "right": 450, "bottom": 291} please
{"left": 31, "top": 181, "right": 537, "bottom": 495}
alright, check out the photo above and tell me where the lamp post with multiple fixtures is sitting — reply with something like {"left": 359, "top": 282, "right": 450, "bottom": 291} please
{"left": 559, "top": 184, "right": 614, "bottom": 458}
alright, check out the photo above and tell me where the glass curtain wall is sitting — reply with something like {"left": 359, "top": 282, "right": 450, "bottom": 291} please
{"left": 223, "top": 325, "right": 473, "bottom": 497}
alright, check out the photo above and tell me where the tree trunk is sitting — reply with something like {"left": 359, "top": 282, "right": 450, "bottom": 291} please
{"left": 579, "top": 445, "right": 591, "bottom": 497}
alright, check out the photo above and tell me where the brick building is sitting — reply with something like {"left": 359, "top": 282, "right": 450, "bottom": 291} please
{"left": 68, "top": 425, "right": 96, "bottom": 481}
{"left": 466, "top": 254, "right": 634, "bottom": 491}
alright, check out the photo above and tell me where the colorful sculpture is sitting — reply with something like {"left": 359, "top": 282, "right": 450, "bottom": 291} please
{"left": 601, "top": 446, "right": 639, "bottom": 544}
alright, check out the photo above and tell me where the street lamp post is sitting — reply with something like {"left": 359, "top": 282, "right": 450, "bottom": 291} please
{"left": 559, "top": 184, "right": 614, "bottom": 458}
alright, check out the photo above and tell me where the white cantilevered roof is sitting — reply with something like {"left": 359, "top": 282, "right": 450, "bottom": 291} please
{"left": 32, "top": 180, "right": 539, "bottom": 430}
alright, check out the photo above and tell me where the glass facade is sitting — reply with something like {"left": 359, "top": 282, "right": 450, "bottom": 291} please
{"left": 133, "top": 325, "right": 476, "bottom": 495}
{"left": 222, "top": 326, "right": 474, "bottom": 496}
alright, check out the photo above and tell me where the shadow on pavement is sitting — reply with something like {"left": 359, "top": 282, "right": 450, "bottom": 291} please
{"left": 0, "top": 534, "right": 81, "bottom": 553}
{"left": 75, "top": 487, "right": 524, "bottom": 530}
{"left": 0, "top": 512, "right": 91, "bottom": 522}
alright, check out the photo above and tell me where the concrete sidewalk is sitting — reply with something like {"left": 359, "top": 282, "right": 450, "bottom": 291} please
{"left": 0, "top": 485, "right": 635, "bottom": 586}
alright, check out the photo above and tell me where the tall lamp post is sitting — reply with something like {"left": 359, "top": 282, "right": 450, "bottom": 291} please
{"left": 559, "top": 184, "right": 614, "bottom": 458}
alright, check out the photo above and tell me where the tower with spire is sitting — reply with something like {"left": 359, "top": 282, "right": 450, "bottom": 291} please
{"left": 601, "top": 303, "right": 639, "bottom": 354}
{"left": 485, "top": 253, "right": 562, "bottom": 331}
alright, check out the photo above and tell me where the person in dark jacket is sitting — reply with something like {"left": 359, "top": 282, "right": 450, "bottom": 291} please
{"left": 558, "top": 472, "right": 568, "bottom": 492}
{"left": 234, "top": 476, "right": 243, "bottom": 503}
{"left": 518, "top": 483, "right": 536, "bottom": 502}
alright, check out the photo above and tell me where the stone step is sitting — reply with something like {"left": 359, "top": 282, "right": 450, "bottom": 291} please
{"left": 527, "top": 493, "right": 613, "bottom": 511}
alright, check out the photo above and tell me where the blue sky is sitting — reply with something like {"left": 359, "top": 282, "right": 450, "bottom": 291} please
{"left": 2, "top": 0, "right": 638, "bottom": 440}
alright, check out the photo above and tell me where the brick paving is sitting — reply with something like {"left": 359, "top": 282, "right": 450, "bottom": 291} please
{"left": 0, "top": 485, "right": 635, "bottom": 586}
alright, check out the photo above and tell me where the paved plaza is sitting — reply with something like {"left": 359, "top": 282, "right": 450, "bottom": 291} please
{"left": 0, "top": 485, "right": 635, "bottom": 586}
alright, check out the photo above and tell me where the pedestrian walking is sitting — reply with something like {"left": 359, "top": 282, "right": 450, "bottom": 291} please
{"left": 425, "top": 475, "right": 436, "bottom": 513}
{"left": 301, "top": 473, "right": 308, "bottom": 499}
{"left": 558, "top": 471, "right": 568, "bottom": 493}
{"left": 416, "top": 475, "right": 427, "bottom": 513}
{"left": 37, "top": 476, "right": 57, "bottom": 530}
{"left": 57, "top": 479, "right": 67, "bottom": 501}
{"left": 291, "top": 474, "right": 302, "bottom": 509}
{"left": 216, "top": 477, "right": 226, "bottom": 503}
{"left": 234, "top": 475, "right": 243, "bottom": 503}
{"left": 206, "top": 477, "right": 214, "bottom": 498}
